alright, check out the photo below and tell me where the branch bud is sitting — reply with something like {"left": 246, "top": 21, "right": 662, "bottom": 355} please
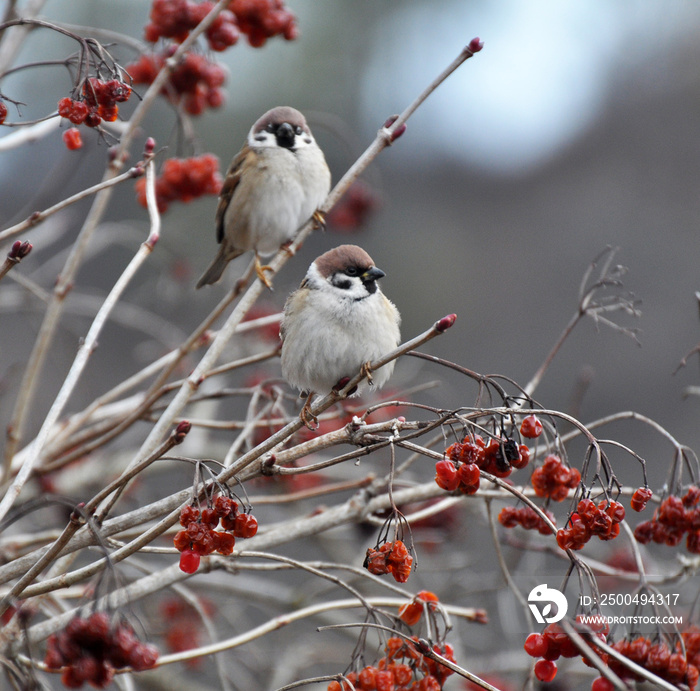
{"left": 8, "top": 240, "right": 32, "bottom": 260}
{"left": 144, "top": 137, "right": 156, "bottom": 155}
{"left": 70, "top": 502, "right": 86, "bottom": 524}
{"left": 466, "top": 37, "right": 484, "bottom": 54}
{"left": 435, "top": 313, "right": 457, "bottom": 333}
{"left": 173, "top": 420, "right": 192, "bottom": 444}
{"left": 383, "top": 114, "right": 407, "bottom": 142}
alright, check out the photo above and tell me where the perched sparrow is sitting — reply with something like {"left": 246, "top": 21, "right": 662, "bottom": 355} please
{"left": 280, "top": 244, "right": 401, "bottom": 426}
{"left": 196, "top": 106, "right": 331, "bottom": 289}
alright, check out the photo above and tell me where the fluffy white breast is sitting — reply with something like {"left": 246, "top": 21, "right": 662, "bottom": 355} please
{"left": 224, "top": 140, "right": 330, "bottom": 256}
{"left": 281, "top": 272, "right": 401, "bottom": 395}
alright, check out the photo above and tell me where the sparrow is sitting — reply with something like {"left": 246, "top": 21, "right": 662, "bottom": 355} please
{"left": 196, "top": 106, "right": 331, "bottom": 289}
{"left": 280, "top": 244, "right": 401, "bottom": 426}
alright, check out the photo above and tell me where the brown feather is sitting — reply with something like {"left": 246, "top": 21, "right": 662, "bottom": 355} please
{"left": 214, "top": 145, "right": 247, "bottom": 243}
{"left": 313, "top": 245, "right": 375, "bottom": 278}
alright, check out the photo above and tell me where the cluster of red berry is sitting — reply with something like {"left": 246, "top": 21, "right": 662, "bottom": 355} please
{"left": 590, "top": 635, "right": 698, "bottom": 690}
{"left": 434, "top": 457, "right": 479, "bottom": 494}
{"left": 0, "top": 101, "right": 7, "bottom": 124}
{"left": 556, "top": 498, "right": 625, "bottom": 551}
{"left": 531, "top": 454, "right": 581, "bottom": 501}
{"left": 144, "top": 0, "right": 296, "bottom": 48}
{"left": 526, "top": 619, "right": 699, "bottom": 690}
{"left": 135, "top": 154, "right": 222, "bottom": 212}
{"left": 44, "top": 611, "right": 158, "bottom": 688}
{"left": 328, "top": 636, "right": 456, "bottom": 691}
{"left": 437, "top": 434, "right": 530, "bottom": 493}
{"left": 398, "top": 590, "right": 439, "bottom": 626}
{"left": 57, "top": 78, "right": 132, "bottom": 150}
{"left": 174, "top": 495, "right": 258, "bottom": 574}
{"left": 498, "top": 505, "right": 555, "bottom": 535}
{"left": 145, "top": 0, "right": 240, "bottom": 50}
{"left": 633, "top": 486, "right": 700, "bottom": 553}
{"left": 364, "top": 539, "right": 413, "bottom": 583}
{"left": 524, "top": 618, "right": 609, "bottom": 683}
{"left": 229, "top": 0, "right": 298, "bottom": 46}
{"left": 127, "top": 49, "right": 227, "bottom": 115}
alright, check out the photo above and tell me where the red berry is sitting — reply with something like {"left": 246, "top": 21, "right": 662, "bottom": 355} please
{"left": 179, "top": 549, "right": 200, "bottom": 573}
{"left": 214, "top": 531, "right": 235, "bottom": 555}
{"left": 58, "top": 97, "right": 73, "bottom": 118}
{"left": 498, "top": 507, "right": 519, "bottom": 528}
{"left": 435, "top": 459, "right": 459, "bottom": 491}
{"left": 364, "top": 548, "right": 388, "bottom": 575}
{"left": 520, "top": 414, "right": 543, "bottom": 438}
{"left": 0, "top": 100, "right": 7, "bottom": 124}
{"left": 233, "top": 513, "right": 258, "bottom": 538}
{"left": 458, "top": 462, "right": 480, "bottom": 487}
{"left": 98, "top": 103, "right": 119, "bottom": 122}
{"left": 105, "top": 79, "right": 132, "bottom": 103}
{"left": 511, "top": 443, "right": 530, "bottom": 469}
{"left": 68, "top": 100, "right": 89, "bottom": 124}
{"left": 687, "top": 530, "right": 700, "bottom": 554}
{"left": 214, "top": 495, "right": 235, "bottom": 517}
{"left": 375, "top": 669, "right": 394, "bottom": 691}
{"left": 358, "top": 666, "right": 377, "bottom": 689}
{"left": 173, "top": 530, "right": 190, "bottom": 551}
{"left": 646, "top": 642, "right": 671, "bottom": 674}
{"left": 398, "top": 600, "right": 423, "bottom": 626}
{"left": 591, "top": 677, "right": 615, "bottom": 691}
{"left": 84, "top": 110, "right": 102, "bottom": 128}
{"left": 180, "top": 504, "right": 200, "bottom": 526}
{"left": 683, "top": 485, "right": 700, "bottom": 507}
{"left": 631, "top": 487, "right": 653, "bottom": 511}
{"left": 62, "top": 127, "right": 83, "bottom": 150}
{"left": 200, "top": 507, "right": 219, "bottom": 528}
{"left": 392, "top": 663, "right": 412, "bottom": 686}
{"left": 633, "top": 520, "right": 654, "bottom": 544}
{"left": 534, "top": 659, "right": 557, "bottom": 682}
{"left": 524, "top": 632, "right": 548, "bottom": 658}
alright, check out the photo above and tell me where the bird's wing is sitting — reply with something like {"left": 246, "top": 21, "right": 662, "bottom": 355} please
{"left": 214, "top": 146, "right": 248, "bottom": 244}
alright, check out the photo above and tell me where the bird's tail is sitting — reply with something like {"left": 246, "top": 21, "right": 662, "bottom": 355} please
{"left": 195, "top": 247, "right": 231, "bottom": 288}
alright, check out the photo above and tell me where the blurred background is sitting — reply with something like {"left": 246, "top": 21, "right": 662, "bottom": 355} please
{"left": 2, "top": 0, "right": 700, "bottom": 687}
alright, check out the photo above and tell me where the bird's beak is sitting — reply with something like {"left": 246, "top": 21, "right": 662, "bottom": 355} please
{"left": 362, "top": 266, "right": 385, "bottom": 282}
{"left": 276, "top": 122, "right": 295, "bottom": 148}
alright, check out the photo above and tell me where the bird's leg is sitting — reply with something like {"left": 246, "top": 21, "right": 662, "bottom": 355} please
{"left": 300, "top": 392, "right": 318, "bottom": 430}
{"left": 360, "top": 361, "right": 374, "bottom": 386}
{"left": 312, "top": 209, "right": 326, "bottom": 230}
{"left": 254, "top": 253, "right": 274, "bottom": 289}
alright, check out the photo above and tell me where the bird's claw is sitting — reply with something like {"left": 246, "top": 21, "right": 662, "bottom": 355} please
{"left": 312, "top": 209, "right": 326, "bottom": 230}
{"left": 300, "top": 402, "right": 318, "bottom": 430}
{"left": 254, "top": 255, "right": 274, "bottom": 289}
{"left": 360, "top": 361, "right": 373, "bottom": 385}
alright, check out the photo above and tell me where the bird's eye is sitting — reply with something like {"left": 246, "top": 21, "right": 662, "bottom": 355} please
{"left": 345, "top": 267, "right": 359, "bottom": 277}
{"left": 294, "top": 126, "right": 303, "bottom": 135}
{"left": 266, "top": 123, "right": 275, "bottom": 133}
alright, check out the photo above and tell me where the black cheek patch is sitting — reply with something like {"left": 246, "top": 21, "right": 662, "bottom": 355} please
{"left": 363, "top": 280, "right": 378, "bottom": 295}
{"left": 332, "top": 277, "right": 352, "bottom": 290}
